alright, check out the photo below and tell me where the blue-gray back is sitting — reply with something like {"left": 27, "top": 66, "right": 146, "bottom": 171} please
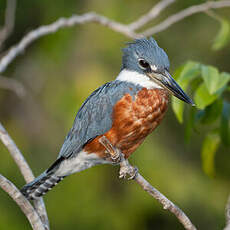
{"left": 58, "top": 80, "right": 142, "bottom": 158}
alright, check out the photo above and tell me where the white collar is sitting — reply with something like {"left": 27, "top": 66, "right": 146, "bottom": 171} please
{"left": 116, "top": 69, "right": 162, "bottom": 89}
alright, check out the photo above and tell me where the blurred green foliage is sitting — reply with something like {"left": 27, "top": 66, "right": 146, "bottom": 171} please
{"left": 0, "top": 0, "right": 230, "bottom": 230}
{"left": 172, "top": 61, "right": 230, "bottom": 177}
{"left": 212, "top": 18, "right": 230, "bottom": 51}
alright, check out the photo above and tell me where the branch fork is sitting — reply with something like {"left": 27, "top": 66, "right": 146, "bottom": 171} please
{"left": 1, "top": 0, "right": 230, "bottom": 229}
{"left": 0, "top": 122, "right": 49, "bottom": 230}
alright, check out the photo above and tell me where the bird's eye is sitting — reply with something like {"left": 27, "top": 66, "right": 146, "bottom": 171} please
{"left": 138, "top": 59, "right": 150, "bottom": 69}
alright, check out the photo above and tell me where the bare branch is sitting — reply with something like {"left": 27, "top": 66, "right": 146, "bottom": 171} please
{"left": 0, "top": 174, "right": 45, "bottom": 230}
{"left": 142, "top": 0, "right": 230, "bottom": 36}
{"left": 224, "top": 195, "right": 230, "bottom": 230}
{"left": 129, "top": 0, "right": 176, "bottom": 30}
{"left": 0, "top": 0, "right": 17, "bottom": 48}
{"left": 0, "top": 1, "right": 230, "bottom": 228}
{"left": 134, "top": 173, "right": 196, "bottom": 230}
{"left": 0, "top": 75, "right": 26, "bottom": 98}
{"left": 0, "top": 122, "right": 34, "bottom": 182}
{"left": 0, "top": 122, "right": 49, "bottom": 229}
{"left": 0, "top": 0, "right": 230, "bottom": 74}
{"left": 0, "top": 12, "right": 139, "bottom": 74}
{"left": 99, "top": 136, "right": 197, "bottom": 230}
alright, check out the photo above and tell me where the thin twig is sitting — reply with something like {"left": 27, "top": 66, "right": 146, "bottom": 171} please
{"left": 0, "top": 1, "right": 229, "bottom": 228}
{"left": 134, "top": 173, "right": 196, "bottom": 230}
{"left": 0, "top": 122, "right": 34, "bottom": 182}
{"left": 99, "top": 136, "right": 197, "bottom": 230}
{"left": 142, "top": 0, "right": 230, "bottom": 36}
{"left": 0, "top": 0, "right": 17, "bottom": 48}
{"left": 0, "top": 122, "right": 49, "bottom": 230}
{"left": 205, "top": 10, "right": 223, "bottom": 22}
{"left": 129, "top": 0, "right": 176, "bottom": 30}
{"left": 0, "top": 1, "right": 230, "bottom": 74}
{"left": 0, "top": 75, "right": 26, "bottom": 98}
{"left": 224, "top": 195, "right": 230, "bottom": 230}
{"left": 0, "top": 12, "right": 139, "bottom": 74}
{"left": 0, "top": 174, "right": 45, "bottom": 230}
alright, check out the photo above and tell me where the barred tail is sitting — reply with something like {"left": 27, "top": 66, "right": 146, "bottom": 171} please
{"left": 21, "top": 157, "right": 67, "bottom": 200}
{"left": 21, "top": 171, "right": 65, "bottom": 200}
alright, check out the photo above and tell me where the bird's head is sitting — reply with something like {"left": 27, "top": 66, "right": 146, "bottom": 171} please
{"left": 120, "top": 37, "right": 194, "bottom": 105}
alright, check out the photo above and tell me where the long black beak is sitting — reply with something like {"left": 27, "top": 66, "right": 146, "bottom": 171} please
{"left": 148, "top": 70, "right": 195, "bottom": 105}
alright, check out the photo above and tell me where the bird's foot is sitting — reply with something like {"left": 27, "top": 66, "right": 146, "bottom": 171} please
{"left": 110, "top": 151, "right": 121, "bottom": 164}
{"left": 99, "top": 136, "right": 121, "bottom": 164}
{"left": 119, "top": 160, "right": 138, "bottom": 180}
{"left": 99, "top": 135, "right": 138, "bottom": 179}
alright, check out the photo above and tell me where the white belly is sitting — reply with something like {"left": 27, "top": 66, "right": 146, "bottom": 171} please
{"left": 55, "top": 151, "right": 109, "bottom": 176}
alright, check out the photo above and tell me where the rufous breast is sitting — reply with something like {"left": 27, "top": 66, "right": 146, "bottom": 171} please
{"left": 84, "top": 88, "right": 169, "bottom": 159}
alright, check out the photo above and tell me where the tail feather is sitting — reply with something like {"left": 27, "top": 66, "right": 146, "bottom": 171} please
{"left": 21, "top": 171, "right": 65, "bottom": 200}
{"left": 21, "top": 157, "right": 66, "bottom": 200}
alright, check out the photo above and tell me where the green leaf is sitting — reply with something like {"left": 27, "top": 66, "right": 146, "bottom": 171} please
{"left": 212, "top": 19, "right": 230, "bottom": 50}
{"left": 219, "top": 72, "right": 230, "bottom": 89}
{"left": 200, "top": 99, "right": 223, "bottom": 124}
{"left": 201, "top": 65, "right": 219, "bottom": 94}
{"left": 194, "top": 83, "right": 218, "bottom": 109}
{"left": 201, "top": 131, "right": 220, "bottom": 177}
{"left": 201, "top": 66, "right": 230, "bottom": 94}
{"left": 178, "top": 61, "right": 201, "bottom": 85}
{"left": 172, "top": 61, "right": 200, "bottom": 123}
{"left": 172, "top": 97, "right": 184, "bottom": 123}
{"left": 220, "top": 102, "right": 230, "bottom": 146}
{"left": 190, "top": 77, "right": 203, "bottom": 92}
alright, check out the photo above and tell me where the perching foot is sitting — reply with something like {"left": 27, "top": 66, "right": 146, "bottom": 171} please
{"left": 99, "top": 135, "right": 138, "bottom": 179}
{"left": 110, "top": 151, "right": 121, "bottom": 163}
{"left": 99, "top": 136, "right": 121, "bottom": 164}
{"left": 119, "top": 161, "right": 138, "bottom": 180}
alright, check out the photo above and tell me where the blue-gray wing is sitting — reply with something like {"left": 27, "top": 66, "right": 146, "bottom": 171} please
{"left": 58, "top": 80, "right": 141, "bottom": 159}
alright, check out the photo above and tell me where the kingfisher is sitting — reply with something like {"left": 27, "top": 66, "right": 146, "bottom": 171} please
{"left": 21, "top": 37, "right": 194, "bottom": 200}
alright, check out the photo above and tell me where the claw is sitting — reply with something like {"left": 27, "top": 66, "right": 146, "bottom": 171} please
{"left": 99, "top": 136, "right": 121, "bottom": 163}
{"left": 119, "top": 164, "right": 138, "bottom": 180}
{"left": 110, "top": 150, "right": 121, "bottom": 163}
{"left": 99, "top": 136, "right": 138, "bottom": 180}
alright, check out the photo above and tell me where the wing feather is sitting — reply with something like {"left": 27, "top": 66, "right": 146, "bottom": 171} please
{"left": 58, "top": 80, "right": 140, "bottom": 158}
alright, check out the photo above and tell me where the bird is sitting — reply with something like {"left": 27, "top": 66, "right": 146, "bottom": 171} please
{"left": 21, "top": 37, "right": 194, "bottom": 200}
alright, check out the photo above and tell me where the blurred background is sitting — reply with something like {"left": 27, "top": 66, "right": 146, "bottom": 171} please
{"left": 0, "top": 0, "right": 229, "bottom": 229}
